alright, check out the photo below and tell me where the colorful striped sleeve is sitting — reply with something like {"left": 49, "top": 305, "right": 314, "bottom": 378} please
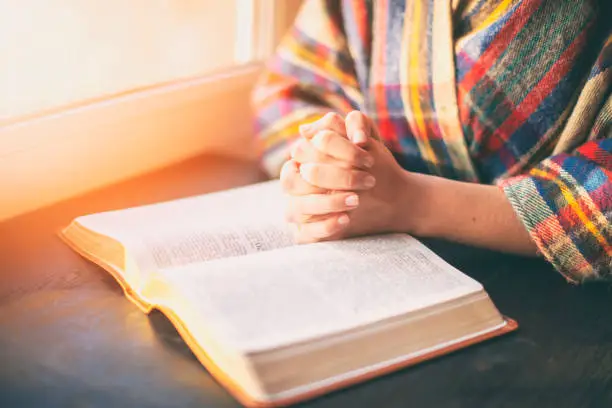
{"left": 251, "top": 0, "right": 362, "bottom": 177}
{"left": 500, "top": 33, "right": 611, "bottom": 282}
{"left": 500, "top": 95, "right": 611, "bottom": 282}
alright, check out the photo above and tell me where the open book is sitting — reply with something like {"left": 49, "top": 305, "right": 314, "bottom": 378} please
{"left": 61, "top": 181, "right": 517, "bottom": 407}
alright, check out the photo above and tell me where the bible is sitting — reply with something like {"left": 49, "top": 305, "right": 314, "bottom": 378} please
{"left": 60, "top": 180, "right": 517, "bottom": 407}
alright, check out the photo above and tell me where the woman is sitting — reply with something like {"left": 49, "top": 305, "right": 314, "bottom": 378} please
{"left": 252, "top": 0, "right": 611, "bottom": 282}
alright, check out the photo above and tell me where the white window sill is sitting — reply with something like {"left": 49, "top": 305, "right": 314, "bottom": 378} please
{"left": 0, "top": 62, "right": 263, "bottom": 221}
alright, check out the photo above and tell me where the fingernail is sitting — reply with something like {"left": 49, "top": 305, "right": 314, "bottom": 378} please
{"left": 337, "top": 214, "right": 350, "bottom": 225}
{"left": 345, "top": 194, "right": 359, "bottom": 207}
{"left": 353, "top": 130, "right": 368, "bottom": 145}
{"left": 361, "top": 156, "right": 374, "bottom": 168}
{"left": 363, "top": 175, "right": 376, "bottom": 188}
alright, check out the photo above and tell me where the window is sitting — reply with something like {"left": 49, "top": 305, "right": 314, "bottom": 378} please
{"left": 0, "top": 0, "right": 279, "bottom": 121}
{"left": 0, "top": 0, "right": 302, "bottom": 221}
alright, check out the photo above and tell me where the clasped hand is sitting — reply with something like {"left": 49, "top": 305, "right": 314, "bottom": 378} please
{"left": 280, "top": 111, "right": 410, "bottom": 243}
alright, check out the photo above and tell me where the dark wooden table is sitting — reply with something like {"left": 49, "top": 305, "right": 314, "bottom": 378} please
{"left": 1, "top": 155, "right": 611, "bottom": 408}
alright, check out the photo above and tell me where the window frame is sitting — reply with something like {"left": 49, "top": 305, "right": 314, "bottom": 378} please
{"left": 0, "top": 0, "right": 302, "bottom": 221}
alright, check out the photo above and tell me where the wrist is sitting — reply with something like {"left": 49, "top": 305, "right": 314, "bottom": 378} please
{"left": 393, "top": 170, "right": 436, "bottom": 237}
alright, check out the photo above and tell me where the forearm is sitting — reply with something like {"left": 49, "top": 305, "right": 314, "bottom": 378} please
{"left": 399, "top": 172, "right": 539, "bottom": 256}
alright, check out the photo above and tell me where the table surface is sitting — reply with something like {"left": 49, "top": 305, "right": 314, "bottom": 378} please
{"left": 1, "top": 155, "right": 611, "bottom": 408}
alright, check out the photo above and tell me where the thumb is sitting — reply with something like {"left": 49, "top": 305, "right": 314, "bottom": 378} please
{"left": 345, "top": 110, "right": 377, "bottom": 148}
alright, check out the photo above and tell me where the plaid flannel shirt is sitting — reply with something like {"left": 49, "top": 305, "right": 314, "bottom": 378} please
{"left": 252, "top": 0, "right": 612, "bottom": 282}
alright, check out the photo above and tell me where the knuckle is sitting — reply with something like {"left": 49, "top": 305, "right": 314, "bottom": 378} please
{"left": 304, "top": 182, "right": 324, "bottom": 196}
{"left": 280, "top": 163, "right": 297, "bottom": 191}
{"left": 321, "top": 220, "right": 338, "bottom": 236}
{"left": 307, "top": 164, "right": 322, "bottom": 182}
{"left": 347, "top": 148, "right": 361, "bottom": 163}
{"left": 344, "top": 170, "right": 355, "bottom": 189}
{"left": 280, "top": 159, "right": 294, "bottom": 175}
{"left": 292, "top": 140, "right": 308, "bottom": 160}
{"left": 310, "top": 133, "right": 323, "bottom": 149}
{"left": 320, "top": 113, "right": 333, "bottom": 127}
{"left": 314, "top": 130, "right": 333, "bottom": 150}
{"left": 323, "top": 112, "right": 342, "bottom": 128}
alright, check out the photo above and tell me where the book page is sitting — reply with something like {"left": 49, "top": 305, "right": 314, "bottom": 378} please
{"left": 142, "top": 224, "right": 293, "bottom": 270}
{"left": 73, "top": 180, "right": 293, "bottom": 272}
{"left": 157, "top": 234, "right": 484, "bottom": 353}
